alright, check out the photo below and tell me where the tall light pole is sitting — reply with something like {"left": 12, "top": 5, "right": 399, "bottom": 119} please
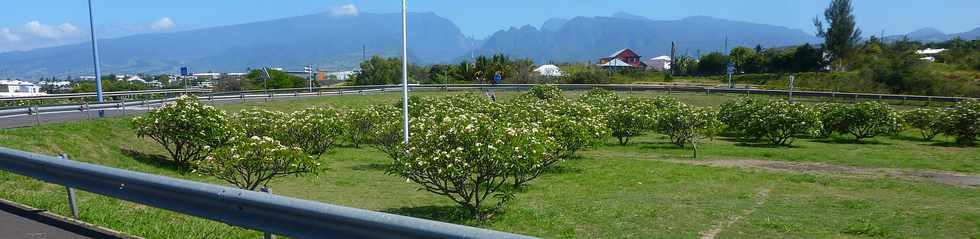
{"left": 87, "top": 0, "right": 105, "bottom": 117}
{"left": 401, "top": 0, "right": 410, "bottom": 143}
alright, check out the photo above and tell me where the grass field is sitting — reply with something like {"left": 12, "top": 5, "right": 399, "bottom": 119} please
{"left": 0, "top": 91, "right": 978, "bottom": 238}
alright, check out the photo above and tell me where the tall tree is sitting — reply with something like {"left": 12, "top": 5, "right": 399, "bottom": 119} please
{"left": 814, "top": 0, "right": 862, "bottom": 71}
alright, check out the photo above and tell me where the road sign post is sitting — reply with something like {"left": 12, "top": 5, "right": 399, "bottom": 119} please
{"left": 789, "top": 75, "right": 796, "bottom": 103}
{"left": 726, "top": 62, "right": 735, "bottom": 89}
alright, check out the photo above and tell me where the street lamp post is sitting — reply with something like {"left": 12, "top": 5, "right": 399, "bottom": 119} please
{"left": 87, "top": 0, "right": 105, "bottom": 117}
{"left": 401, "top": 0, "right": 410, "bottom": 143}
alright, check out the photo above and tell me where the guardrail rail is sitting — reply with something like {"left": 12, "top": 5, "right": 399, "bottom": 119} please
{"left": 0, "top": 147, "right": 536, "bottom": 239}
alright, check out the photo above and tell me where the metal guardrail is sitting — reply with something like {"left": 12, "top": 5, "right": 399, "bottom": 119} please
{"left": 0, "top": 147, "right": 536, "bottom": 239}
{"left": 0, "top": 88, "right": 389, "bottom": 118}
{"left": 2, "top": 84, "right": 977, "bottom": 119}
{"left": 0, "top": 89, "right": 213, "bottom": 102}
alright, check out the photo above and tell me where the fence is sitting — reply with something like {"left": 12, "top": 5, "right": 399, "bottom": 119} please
{"left": 2, "top": 84, "right": 977, "bottom": 119}
{"left": 0, "top": 147, "right": 536, "bottom": 239}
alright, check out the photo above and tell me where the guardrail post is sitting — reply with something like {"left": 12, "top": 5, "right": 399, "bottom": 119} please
{"left": 121, "top": 97, "right": 127, "bottom": 115}
{"left": 82, "top": 103, "right": 91, "bottom": 119}
{"left": 59, "top": 154, "right": 81, "bottom": 219}
{"left": 260, "top": 187, "right": 276, "bottom": 239}
{"left": 31, "top": 105, "right": 41, "bottom": 126}
{"left": 241, "top": 93, "right": 246, "bottom": 104}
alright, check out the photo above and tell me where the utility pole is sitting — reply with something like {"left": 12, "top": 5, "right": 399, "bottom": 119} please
{"left": 725, "top": 35, "right": 734, "bottom": 88}
{"left": 670, "top": 41, "right": 676, "bottom": 76}
{"left": 401, "top": 0, "right": 410, "bottom": 143}
{"left": 87, "top": 0, "right": 104, "bottom": 117}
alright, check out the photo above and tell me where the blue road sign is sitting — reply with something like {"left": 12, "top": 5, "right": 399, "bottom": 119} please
{"left": 493, "top": 73, "right": 502, "bottom": 84}
{"left": 180, "top": 67, "right": 189, "bottom": 76}
{"left": 726, "top": 62, "right": 735, "bottom": 75}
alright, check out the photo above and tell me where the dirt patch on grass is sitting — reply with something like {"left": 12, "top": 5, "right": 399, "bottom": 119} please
{"left": 668, "top": 159, "right": 980, "bottom": 188}
{"left": 699, "top": 187, "right": 771, "bottom": 239}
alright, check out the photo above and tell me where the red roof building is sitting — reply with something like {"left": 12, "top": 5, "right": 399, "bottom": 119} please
{"left": 598, "top": 48, "right": 647, "bottom": 69}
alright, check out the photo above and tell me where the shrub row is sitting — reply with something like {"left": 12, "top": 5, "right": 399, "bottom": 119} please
{"left": 721, "top": 97, "right": 980, "bottom": 145}
{"left": 134, "top": 89, "right": 980, "bottom": 221}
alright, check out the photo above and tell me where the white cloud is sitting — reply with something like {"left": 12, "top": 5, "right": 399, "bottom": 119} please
{"left": 330, "top": 4, "right": 359, "bottom": 17}
{"left": 23, "top": 21, "right": 80, "bottom": 39}
{"left": 0, "top": 28, "right": 20, "bottom": 42}
{"left": 149, "top": 17, "right": 176, "bottom": 31}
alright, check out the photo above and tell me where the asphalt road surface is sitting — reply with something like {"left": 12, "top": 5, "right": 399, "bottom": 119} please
{"left": 0, "top": 200, "right": 132, "bottom": 239}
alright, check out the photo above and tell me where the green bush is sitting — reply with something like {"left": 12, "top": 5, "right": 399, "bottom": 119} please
{"left": 389, "top": 99, "right": 557, "bottom": 220}
{"left": 281, "top": 107, "right": 345, "bottom": 158}
{"left": 815, "top": 103, "right": 848, "bottom": 138}
{"left": 232, "top": 108, "right": 287, "bottom": 139}
{"left": 821, "top": 102, "right": 902, "bottom": 142}
{"left": 195, "top": 136, "right": 319, "bottom": 191}
{"left": 942, "top": 100, "right": 980, "bottom": 145}
{"left": 721, "top": 98, "right": 822, "bottom": 145}
{"left": 607, "top": 98, "right": 654, "bottom": 145}
{"left": 719, "top": 97, "right": 766, "bottom": 139}
{"left": 652, "top": 104, "right": 723, "bottom": 157}
{"left": 504, "top": 96, "right": 608, "bottom": 187}
{"left": 564, "top": 69, "right": 611, "bottom": 84}
{"left": 132, "top": 96, "right": 237, "bottom": 168}
{"left": 344, "top": 107, "right": 378, "bottom": 148}
{"left": 526, "top": 84, "right": 564, "bottom": 100}
{"left": 901, "top": 108, "right": 946, "bottom": 141}
{"left": 366, "top": 104, "right": 404, "bottom": 158}
{"left": 576, "top": 88, "right": 620, "bottom": 112}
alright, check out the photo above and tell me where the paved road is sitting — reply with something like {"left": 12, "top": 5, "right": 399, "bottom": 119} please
{"left": 0, "top": 200, "right": 130, "bottom": 239}
{"left": 0, "top": 207, "right": 92, "bottom": 239}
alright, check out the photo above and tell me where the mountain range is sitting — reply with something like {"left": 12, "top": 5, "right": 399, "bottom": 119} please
{"left": 474, "top": 14, "right": 820, "bottom": 63}
{"left": 0, "top": 11, "right": 977, "bottom": 79}
{"left": 885, "top": 27, "right": 980, "bottom": 43}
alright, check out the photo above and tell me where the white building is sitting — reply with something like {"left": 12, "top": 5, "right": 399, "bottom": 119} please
{"left": 915, "top": 48, "right": 947, "bottom": 62}
{"left": 534, "top": 65, "right": 564, "bottom": 77}
{"left": 327, "top": 71, "right": 357, "bottom": 81}
{"left": 146, "top": 81, "right": 164, "bottom": 88}
{"left": 0, "top": 80, "right": 44, "bottom": 97}
{"left": 915, "top": 48, "right": 947, "bottom": 55}
{"left": 645, "top": 56, "right": 672, "bottom": 71}
{"left": 192, "top": 73, "right": 222, "bottom": 79}
{"left": 117, "top": 75, "right": 147, "bottom": 84}
{"left": 38, "top": 80, "right": 72, "bottom": 89}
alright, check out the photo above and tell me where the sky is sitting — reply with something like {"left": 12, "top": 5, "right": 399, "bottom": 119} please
{"left": 1, "top": 0, "right": 978, "bottom": 52}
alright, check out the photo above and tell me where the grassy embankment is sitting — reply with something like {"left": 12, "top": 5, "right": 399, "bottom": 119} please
{"left": 0, "top": 91, "right": 977, "bottom": 238}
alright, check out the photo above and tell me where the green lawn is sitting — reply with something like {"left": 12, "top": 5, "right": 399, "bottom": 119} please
{"left": 0, "top": 91, "right": 977, "bottom": 238}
